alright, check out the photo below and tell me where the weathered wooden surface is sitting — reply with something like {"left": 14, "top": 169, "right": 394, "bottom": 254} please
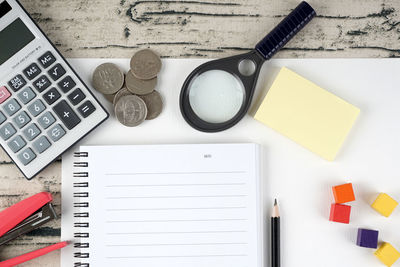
{"left": 1, "top": 0, "right": 400, "bottom": 266}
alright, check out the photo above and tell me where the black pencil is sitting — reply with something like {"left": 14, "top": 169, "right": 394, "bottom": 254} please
{"left": 271, "top": 199, "right": 280, "bottom": 267}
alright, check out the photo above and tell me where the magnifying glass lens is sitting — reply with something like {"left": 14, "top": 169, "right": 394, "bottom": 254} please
{"left": 188, "top": 70, "right": 245, "bottom": 124}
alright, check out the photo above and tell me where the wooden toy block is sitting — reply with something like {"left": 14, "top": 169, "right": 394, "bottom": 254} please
{"left": 371, "top": 193, "right": 398, "bottom": 217}
{"left": 329, "top": 203, "right": 351, "bottom": 224}
{"left": 356, "top": 228, "right": 378, "bottom": 248}
{"left": 332, "top": 183, "right": 355, "bottom": 203}
{"left": 374, "top": 242, "right": 400, "bottom": 267}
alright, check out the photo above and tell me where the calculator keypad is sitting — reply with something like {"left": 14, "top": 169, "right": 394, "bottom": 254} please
{"left": 18, "top": 148, "right": 36, "bottom": 166}
{"left": 28, "top": 99, "right": 46, "bottom": 117}
{"left": 13, "top": 111, "right": 31, "bottom": 129}
{"left": 38, "top": 51, "right": 56, "bottom": 68}
{"left": 23, "top": 123, "right": 41, "bottom": 141}
{"left": 68, "top": 88, "right": 86, "bottom": 106}
{"left": 33, "top": 75, "right": 51, "bottom": 93}
{"left": 48, "top": 64, "right": 66, "bottom": 81}
{"left": 0, "top": 50, "right": 102, "bottom": 172}
{"left": 38, "top": 111, "right": 56, "bottom": 129}
{"left": 3, "top": 99, "right": 21, "bottom": 116}
{"left": 17, "top": 87, "right": 36, "bottom": 104}
{"left": 8, "top": 75, "right": 26, "bottom": 92}
{"left": 48, "top": 124, "right": 66, "bottom": 142}
{"left": 53, "top": 100, "right": 81, "bottom": 130}
{"left": 0, "top": 86, "right": 11, "bottom": 104}
{"left": 58, "top": 76, "right": 76, "bottom": 93}
{"left": 23, "top": 63, "right": 42, "bottom": 81}
{"left": 0, "top": 123, "right": 16, "bottom": 141}
{"left": 33, "top": 136, "right": 51, "bottom": 154}
{"left": 43, "top": 88, "right": 61, "bottom": 105}
{"left": 0, "top": 112, "right": 5, "bottom": 125}
{"left": 8, "top": 135, "right": 26, "bottom": 153}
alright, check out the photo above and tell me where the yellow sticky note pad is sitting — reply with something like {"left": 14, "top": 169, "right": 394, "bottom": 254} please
{"left": 254, "top": 67, "right": 360, "bottom": 161}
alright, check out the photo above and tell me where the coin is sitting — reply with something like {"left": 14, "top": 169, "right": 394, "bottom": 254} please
{"left": 138, "top": 90, "right": 163, "bottom": 120}
{"left": 130, "top": 49, "right": 162, "bottom": 80}
{"left": 113, "top": 87, "right": 133, "bottom": 106}
{"left": 103, "top": 93, "right": 115, "bottom": 103}
{"left": 92, "top": 63, "right": 124, "bottom": 95}
{"left": 126, "top": 70, "right": 157, "bottom": 95}
{"left": 114, "top": 95, "right": 147, "bottom": 127}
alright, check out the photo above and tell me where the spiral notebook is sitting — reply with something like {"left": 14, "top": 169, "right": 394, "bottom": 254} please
{"left": 61, "top": 143, "right": 263, "bottom": 267}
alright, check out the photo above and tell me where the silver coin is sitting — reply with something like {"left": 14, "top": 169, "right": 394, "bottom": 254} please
{"left": 113, "top": 87, "right": 133, "bottom": 106}
{"left": 138, "top": 90, "right": 163, "bottom": 120}
{"left": 103, "top": 93, "right": 115, "bottom": 103}
{"left": 126, "top": 70, "right": 157, "bottom": 95}
{"left": 92, "top": 63, "right": 124, "bottom": 95}
{"left": 130, "top": 49, "right": 162, "bottom": 80}
{"left": 114, "top": 95, "right": 147, "bottom": 127}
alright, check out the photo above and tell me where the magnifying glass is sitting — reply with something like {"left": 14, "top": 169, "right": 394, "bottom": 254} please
{"left": 180, "top": 1, "right": 316, "bottom": 132}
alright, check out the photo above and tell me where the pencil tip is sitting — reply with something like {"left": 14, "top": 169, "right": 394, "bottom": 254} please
{"left": 274, "top": 198, "right": 277, "bottom": 206}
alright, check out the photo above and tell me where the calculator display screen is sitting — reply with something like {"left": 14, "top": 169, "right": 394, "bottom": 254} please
{"left": 0, "top": 18, "right": 35, "bottom": 65}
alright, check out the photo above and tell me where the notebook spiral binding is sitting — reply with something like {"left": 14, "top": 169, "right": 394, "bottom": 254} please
{"left": 73, "top": 151, "right": 90, "bottom": 267}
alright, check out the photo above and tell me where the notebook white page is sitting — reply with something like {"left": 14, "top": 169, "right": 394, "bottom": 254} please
{"left": 66, "top": 144, "right": 262, "bottom": 267}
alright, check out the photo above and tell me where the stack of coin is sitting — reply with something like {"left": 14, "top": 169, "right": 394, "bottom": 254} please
{"left": 91, "top": 49, "right": 163, "bottom": 127}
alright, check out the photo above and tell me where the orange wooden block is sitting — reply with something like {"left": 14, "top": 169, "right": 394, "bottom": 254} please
{"left": 332, "top": 183, "right": 355, "bottom": 203}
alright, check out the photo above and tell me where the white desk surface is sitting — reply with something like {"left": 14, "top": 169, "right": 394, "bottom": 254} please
{"left": 63, "top": 58, "right": 400, "bottom": 267}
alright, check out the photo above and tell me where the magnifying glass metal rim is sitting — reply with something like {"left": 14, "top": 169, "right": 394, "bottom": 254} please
{"left": 180, "top": 51, "right": 264, "bottom": 133}
{"left": 180, "top": 1, "right": 316, "bottom": 133}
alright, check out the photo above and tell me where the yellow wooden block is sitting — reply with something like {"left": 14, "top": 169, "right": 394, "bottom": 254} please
{"left": 254, "top": 67, "right": 360, "bottom": 161}
{"left": 371, "top": 193, "right": 398, "bottom": 217}
{"left": 375, "top": 242, "right": 400, "bottom": 267}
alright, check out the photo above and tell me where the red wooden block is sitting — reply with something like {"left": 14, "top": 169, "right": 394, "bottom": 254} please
{"left": 332, "top": 183, "right": 355, "bottom": 203}
{"left": 329, "top": 203, "right": 351, "bottom": 224}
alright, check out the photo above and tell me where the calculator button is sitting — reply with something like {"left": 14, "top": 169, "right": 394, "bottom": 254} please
{"left": 22, "top": 123, "right": 41, "bottom": 141}
{"left": 18, "top": 148, "right": 36, "bottom": 166}
{"left": 8, "top": 75, "right": 26, "bottom": 92}
{"left": 13, "top": 111, "right": 31, "bottom": 129}
{"left": 48, "top": 63, "right": 66, "bottom": 81}
{"left": 0, "top": 123, "right": 16, "bottom": 141}
{"left": 43, "top": 88, "right": 61, "bottom": 105}
{"left": 38, "top": 51, "right": 56, "bottom": 68}
{"left": 78, "top": 101, "right": 96, "bottom": 118}
{"left": 68, "top": 88, "right": 86, "bottom": 106}
{"left": 8, "top": 135, "right": 26, "bottom": 153}
{"left": 17, "top": 87, "right": 36, "bottom": 104}
{"left": 28, "top": 99, "right": 46, "bottom": 117}
{"left": 38, "top": 111, "right": 56, "bottom": 129}
{"left": 23, "top": 63, "right": 42, "bottom": 80}
{"left": 33, "top": 136, "right": 51, "bottom": 154}
{"left": 58, "top": 76, "right": 76, "bottom": 93}
{"left": 33, "top": 75, "right": 51, "bottom": 93}
{"left": 48, "top": 124, "right": 66, "bottom": 142}
{"left": 53, "top": 100, "right": 81, "bottom": 130}
{"left": 0, "top": 86, "right": 11, "bottom": 104}
{"left": 0, "top": 111, "right": 5, "bottom": 125}
{"left": 3, "top": 99, "right": 21, "bottom": 116}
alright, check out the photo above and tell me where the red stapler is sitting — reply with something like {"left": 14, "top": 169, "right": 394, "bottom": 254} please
{"left": 0, "top": 192, "right": 68, "bottom": 267}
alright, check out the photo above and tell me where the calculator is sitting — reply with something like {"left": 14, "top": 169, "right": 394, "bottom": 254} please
{"left": 0, "top": 0, "right": 109, "bottom": 179}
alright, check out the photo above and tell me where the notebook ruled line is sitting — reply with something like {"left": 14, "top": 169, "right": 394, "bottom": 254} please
{"left": 106, "top": 254, "right": 248, "bottom": 259}
{"left": 106, "top": 218, "right": 247, "bottom": 223}
{"left": 105, "top": 195, "right": 247, "bottom": 199}
{"left": 105, "top": 171, "right": 246, "bottom": 176}
{"left": 105, "top": 183, "right": 246, "bottom": 187}
{"left": 106, "top": 206, "right": 247, "bottom": 211}
{"left": 106, "top": 230, "right": 248, "bottom": 235}
{"left": 106, "top": 242, "right": 248, "bottom": 247}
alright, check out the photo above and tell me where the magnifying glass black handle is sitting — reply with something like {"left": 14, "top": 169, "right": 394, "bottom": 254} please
{"left": 256, "top": 1, "right": 316, "bottom": 60}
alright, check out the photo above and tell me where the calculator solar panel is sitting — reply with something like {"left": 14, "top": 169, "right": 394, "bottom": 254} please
{"left": 0, "top": 0, "right": 109, "bottom": 179}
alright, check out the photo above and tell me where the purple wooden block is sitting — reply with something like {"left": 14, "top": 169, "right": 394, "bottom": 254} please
{"left": 357, "top": 228, "right": 379, "bottom": 248}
